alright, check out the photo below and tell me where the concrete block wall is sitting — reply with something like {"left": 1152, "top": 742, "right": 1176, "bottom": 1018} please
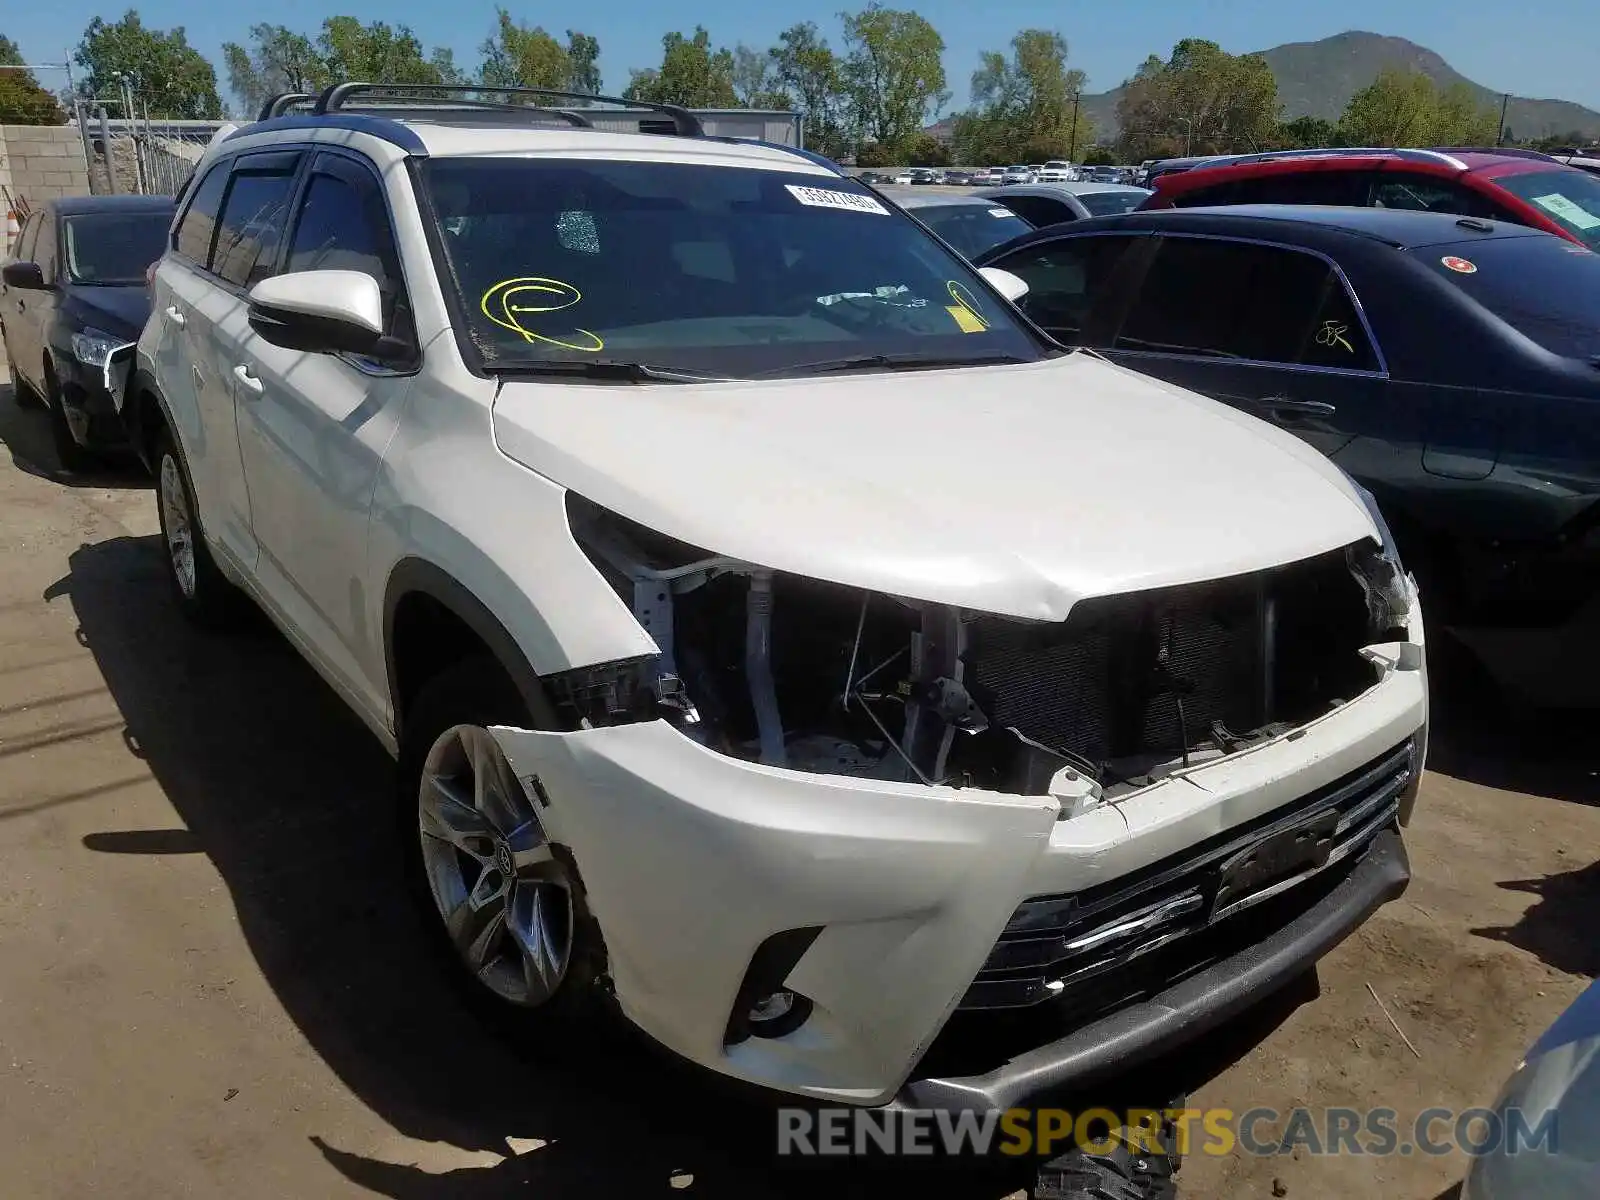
{"left": 1, "top": 125, "right": 93, "bottom": 255}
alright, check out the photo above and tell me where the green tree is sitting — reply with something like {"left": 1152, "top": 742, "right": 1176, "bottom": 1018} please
{"left": 0, "top": 33, "right": 65, "bottom": 123}
{"left": 1114, "top": 39, "right": 1279, "bottom": 161}
{"left": 316, "top": 17, "right": 442, "bottom": 86}
{"left": 1275, "top": 114, "right": 1340, "bottom": 149}
{"left": 1338, "top": 69, "right": 1499, "bottom": 147}
{"left": 566, "top": 31, "right": 601, "bottom": 93}
{"left": 956, "top": 29, "right": 1090, "bottom": 165}
{"left": 839, "top": 5, "right": 947, "bottom": 156}
{"left": 1082, "top": 145, "right": 1116, "bottom": 166}
{"left": 770, "top": 22, "right": 850, "bottom": 158}
{"left": 624, "top": 27, "right": 736, "bottom": 108}
{"left": 74, "top": 10, "right": 223, "bottom": 119}
{"left": 731, "top": 43, "right": 791, "bottom": 109}
{"left": 902, "top": 131, "right": 948, "bottom": 166}
{"left": 478, "top": 8, "right": 569, "bottom": 90}
{"left": 222, "top": 24, "right": 325, "bottom": 116}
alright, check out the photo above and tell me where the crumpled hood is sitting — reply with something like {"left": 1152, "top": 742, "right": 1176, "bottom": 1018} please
{"left": 491, "top": 353, "right": 1376, "bottom": 619}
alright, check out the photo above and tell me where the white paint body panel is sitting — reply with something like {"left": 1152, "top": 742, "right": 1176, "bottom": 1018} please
{"left": 135, "top": 115, "right": 1430, "bottom": 1103}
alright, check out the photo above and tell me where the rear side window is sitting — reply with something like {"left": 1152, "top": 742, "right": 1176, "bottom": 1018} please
{"left": 1489, "top": 168, "right": 1600, "bottom": 250}
{"left": 1000, "top": 194, "right": 1079, "bottom": 227}
{"left": 1372, "top": 175, "right": 1498, "bottom": 219}
{"left": 994, "top": 234, "right": 1145, "bottom": 345}
{"left": 1117, "top": 236, "right": 1379, "bottom": 370}
{"left": 1415, "top": 236, "right": 1600, "bottom": 360}
{"left": 212, "top": 164, "right": 299, "bottom": 288}
{"left": 174, "top": 164, "right": 228, "bottom": 266}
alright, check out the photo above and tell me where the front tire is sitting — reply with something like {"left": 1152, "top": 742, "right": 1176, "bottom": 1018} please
{"left": 398, "top": 659, "right": 606, "bottom": 1037}
{"left": 44, "top": 364, "right": 95, "bottom": 474}
{"left": 153, "top": 426, "right": 241, "bottom": 627}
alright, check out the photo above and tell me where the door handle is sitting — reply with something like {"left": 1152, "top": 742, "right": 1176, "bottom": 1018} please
{"left": 1259, "top": 397, "right": 1336, "bottom": 417}
{"left": 232, "top": 364, "right": 264, "bottom": 395}
{"left": 164, "top": 305, "right": 186, "bottom": 327}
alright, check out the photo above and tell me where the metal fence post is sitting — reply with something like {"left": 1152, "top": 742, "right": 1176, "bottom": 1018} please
{"left": 96, "top": 106, "right": 116, "bottom": 194}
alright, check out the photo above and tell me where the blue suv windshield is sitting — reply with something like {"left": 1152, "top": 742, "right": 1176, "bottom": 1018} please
{"left": 422, "top": 158, "right": 1043, "bottom": 377}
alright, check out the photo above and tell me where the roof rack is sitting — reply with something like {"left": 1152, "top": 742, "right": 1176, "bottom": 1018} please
{"left": 308, "top": 82, "right": 704, "bottom": 138}
{"left": 1196, "top": 147, "right": 1471, "bottom": 171}
{"left": 258, "top": 93, "right": 316, "bottom": 121}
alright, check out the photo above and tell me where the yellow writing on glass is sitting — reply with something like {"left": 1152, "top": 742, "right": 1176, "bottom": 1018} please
{"left": 945, "top": 280, "right": 990, "bottom": 334}
{"left": 1316, "top": 320, "right": 1354, "bottom": 354}
{"left": 481, "top": 277, "right": 604, "bottom": 352}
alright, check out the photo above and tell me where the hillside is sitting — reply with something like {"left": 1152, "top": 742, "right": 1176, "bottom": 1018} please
{"left": 1076, "top": 30, "right": 1600, "bottom": 142}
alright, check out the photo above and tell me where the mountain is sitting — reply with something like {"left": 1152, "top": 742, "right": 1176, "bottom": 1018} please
{"left": 1077, "top": 31, "right": 1600, "bottom": 142}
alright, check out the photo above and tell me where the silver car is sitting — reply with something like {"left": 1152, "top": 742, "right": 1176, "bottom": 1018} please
{"left": 875, "top": 187, "right": 1034, "bottom": 259}
{"left": 973, "top": 181, "right": 1153, "bottom": 227}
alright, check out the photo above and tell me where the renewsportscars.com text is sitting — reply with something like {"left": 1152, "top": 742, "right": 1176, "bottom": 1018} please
{"left": 776, "top": 1106, "right": 1556, "bottom": 1159}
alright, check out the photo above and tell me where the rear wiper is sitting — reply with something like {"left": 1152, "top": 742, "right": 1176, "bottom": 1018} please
{"left": 491, "top": 358, "right": 735, "bottom": 383}
{"left": 753, "top": 352, "right": 1032, "bottom": 379}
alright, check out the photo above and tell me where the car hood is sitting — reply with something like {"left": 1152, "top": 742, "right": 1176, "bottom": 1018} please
{"left": 64, "top": 285, "right": 152, "bottom": 338}
{"left": 491, "top": 353, "right": 1376, "bottom": 619}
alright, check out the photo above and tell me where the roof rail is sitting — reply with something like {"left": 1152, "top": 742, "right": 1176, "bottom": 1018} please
{"left": 310, "top": 82, "right": 704, "bottom": 137}
{"left": 1187, "top": 146, "right": 1473, "bottom": 172}
{"left": 1427, "top": 145, "right": 1558, "bottom": 161}
{"left": 258, "top": 93, "right": 316, "bottom": 121}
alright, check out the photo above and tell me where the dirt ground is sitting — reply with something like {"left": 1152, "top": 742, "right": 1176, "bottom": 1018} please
{"left": 1, "top": 354, "right": 1596, "bottom": 1200}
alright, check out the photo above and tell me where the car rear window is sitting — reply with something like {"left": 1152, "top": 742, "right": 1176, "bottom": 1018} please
{"left": 62, "top": 211, "right": 173, "bottom": 285}
{"left": 915, "top": 203, "right": 1033, "bottom": 260}
{"left": 1489, "top": 168, "right": 1600, "bottom": 250}
{"left": 1076, "top": 190, "right": 1150, "bottom": 217}
{"left": 1415, "top": 235, "right": 1600, "bottom": 360}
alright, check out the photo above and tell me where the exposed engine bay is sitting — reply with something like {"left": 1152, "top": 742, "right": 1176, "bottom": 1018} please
{"left": 555, "top": 495, "right": 1413, "bottom": 807}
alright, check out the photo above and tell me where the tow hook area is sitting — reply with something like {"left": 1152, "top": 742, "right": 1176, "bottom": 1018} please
{"left": 1035, "top": 1110, "right": 1183, "bottom": 1200}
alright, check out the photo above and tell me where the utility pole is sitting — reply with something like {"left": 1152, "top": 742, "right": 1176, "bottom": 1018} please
{"left": 1496, "top": 93, "right": 1509, "bottom": 146}
{"left": 1069, "top": 91, "right": 1081, "bottom": 161}
{"left": 1179, "top": 115, "right": 1194, "bottom": 157}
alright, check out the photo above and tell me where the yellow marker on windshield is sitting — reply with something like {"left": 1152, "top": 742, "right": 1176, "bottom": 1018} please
{"left": 945, "top": 280, "right": 990, "bottom": 334}
{"left": 481, "top": 277, "right": 604, "bottom": 352}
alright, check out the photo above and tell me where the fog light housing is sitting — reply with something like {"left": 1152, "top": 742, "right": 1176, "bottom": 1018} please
{"left": 746, "top": 990, "right": 813, "bottom": 1039}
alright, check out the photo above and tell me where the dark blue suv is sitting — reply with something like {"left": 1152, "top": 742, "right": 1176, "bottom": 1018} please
{"left": 977, "top": 205, "right": 1600, "bottom": 705}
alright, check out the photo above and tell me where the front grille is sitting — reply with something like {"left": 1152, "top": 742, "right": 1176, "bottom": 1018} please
{"left": 962, "top": 547, "right": 1373, "bottom": 778}
{"left": 960, "top": 738, "right": 1415, "bottom": 1011}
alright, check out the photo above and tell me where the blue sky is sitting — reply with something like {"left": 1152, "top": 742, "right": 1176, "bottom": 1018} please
{"left": 10, "top": 0, "right": 1598, "bottom": 114}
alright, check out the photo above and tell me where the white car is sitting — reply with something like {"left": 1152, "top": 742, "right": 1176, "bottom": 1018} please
{"left": 1036, "top": 160, "right": 1075, "bottom": 183}
{"left": 891, "top": 170, "right": 915, "bottom": 185}
{"left": 1001, "top": 164, "right": 1035, "bottom": 185}
{"left": 116, "top": 82, "right": 1428, "bottom": 1112}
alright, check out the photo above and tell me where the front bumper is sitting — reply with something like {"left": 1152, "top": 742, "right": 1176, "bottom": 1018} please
{"left": 491, "top": 619, "right": 1426, "bottom": 1108}
{"left": 53, "top": 350, "right": 131, "bottom": 450}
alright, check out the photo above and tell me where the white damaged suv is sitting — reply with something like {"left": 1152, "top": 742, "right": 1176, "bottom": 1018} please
{"left": 117, "top": 84, "right": 1427, "bottom": 1112}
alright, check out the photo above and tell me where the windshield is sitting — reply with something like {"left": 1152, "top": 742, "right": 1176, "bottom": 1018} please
{"left": 1492, "top": 168, "right": 1600, "bottom": 250}
{"left": 1414, "top": 236, "right": 1600, "bottom": 360}
{"left": 1077, "top": 189, "right": 1150, "bottom": 216}
{"left": 424, "top": 158, "right": 1042, "bottom": 376}
{"left": 62, "top": 211, "right": 172, "bottom": 285}
{"left": 914, "top": 203, "right": 1033, "bottom": 260}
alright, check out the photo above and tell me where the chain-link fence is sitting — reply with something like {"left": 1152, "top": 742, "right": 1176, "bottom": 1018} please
{"left": 81, "top": 116, "right": 225, "bottom": 197}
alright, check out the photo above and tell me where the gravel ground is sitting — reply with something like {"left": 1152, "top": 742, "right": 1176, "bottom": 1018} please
{"left": 1, "top": 353, "right": 1595, "bottom": 1199}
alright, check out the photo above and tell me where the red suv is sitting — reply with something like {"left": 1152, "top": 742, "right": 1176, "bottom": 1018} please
{"left": 1140, "top": 148, "right": 1600, "bottom": 249}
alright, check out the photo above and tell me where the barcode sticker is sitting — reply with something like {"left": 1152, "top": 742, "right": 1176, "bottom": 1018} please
{"left": 785, "top": 185, "right": 889, "bottom": 215}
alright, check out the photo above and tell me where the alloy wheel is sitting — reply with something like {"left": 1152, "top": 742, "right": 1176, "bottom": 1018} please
{"left": 159, "top": 454, "right": 197, "bottom": 598}
{"left": 418, "top": 724, "right": 573, "bottom": 1006}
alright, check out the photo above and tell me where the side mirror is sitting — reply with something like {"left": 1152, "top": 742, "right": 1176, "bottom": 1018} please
{"left": 2, "top": 261, "right": 48, "bottom": 290}
{"left": 979, "top": 266, "right": 1029, "bottom": 303}
{"left": 247, "top": 269, "right": 406, "bottom": 360}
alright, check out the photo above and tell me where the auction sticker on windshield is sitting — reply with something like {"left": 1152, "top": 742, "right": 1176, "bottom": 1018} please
{"left": 1530, "top": 192, "right": 1600, "bottom": 231}
{"left": 785, "top": 185, "right": 889, "bottom": 215}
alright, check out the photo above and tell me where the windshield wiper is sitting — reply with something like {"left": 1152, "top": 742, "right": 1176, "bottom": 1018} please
{"left": 752, "top": 352, "right": 1033, "bottom": 379}
{"left": 490, "top": 358, "right": 736, "bottom": 383}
